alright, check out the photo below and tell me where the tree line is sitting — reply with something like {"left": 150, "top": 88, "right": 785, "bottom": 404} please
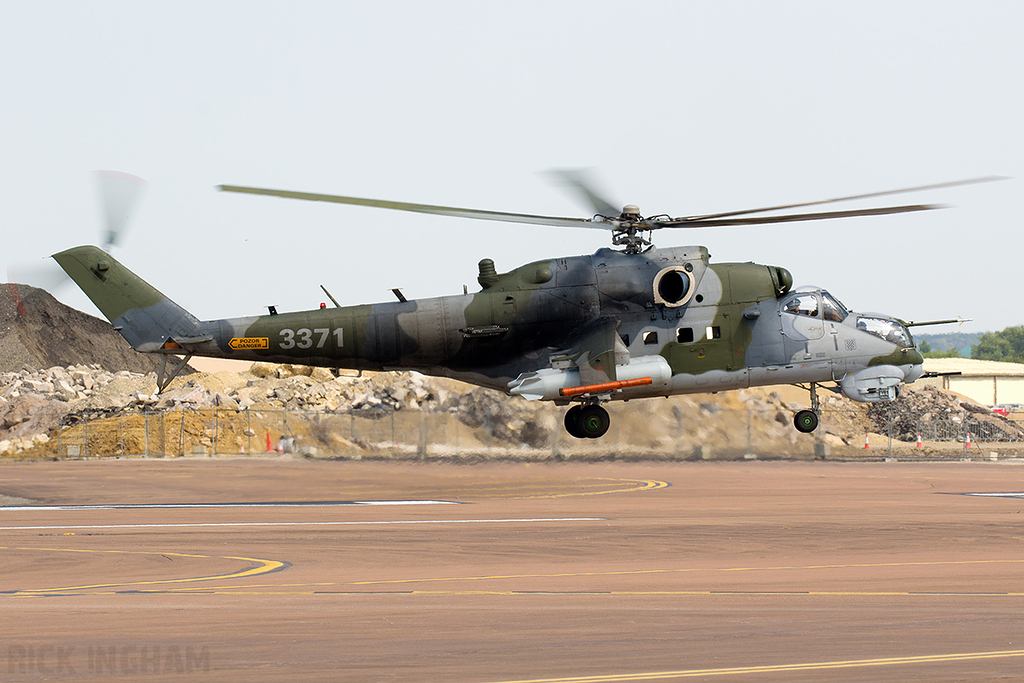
{"left": 969, "top": 326, "right": 1024, "bottom": 363}
{"left": 918, "top": 326, "right": 1024, "bottom": 363}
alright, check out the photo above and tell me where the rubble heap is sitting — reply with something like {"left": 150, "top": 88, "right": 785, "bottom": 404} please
{"left": 868, "top": 384, "right": 1024, "bottom": 442}
{"left": 1, "top": 284, "right": 174, "bottom": 375}
{"left": 1, "top": 359, "right": 1018, "bottom": 458}
{"left": 0, "top": 364, "right": 152, "bottom": 453}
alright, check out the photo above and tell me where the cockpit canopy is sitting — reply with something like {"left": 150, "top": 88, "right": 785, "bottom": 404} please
{"left": 782, "top": 289, "right": 913, "bottom": 348}
{"left": 781, "top": 289, "right": 848, "bottom": 322}
{"left": 857, "top": 316, "right": 913, "bottom": 348}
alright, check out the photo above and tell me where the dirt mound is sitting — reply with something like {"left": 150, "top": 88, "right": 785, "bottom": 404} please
{"left": 6, "top": 357, "right": 1006, "bottom": 459}
{"left": 1, "top": 283, "right": 181, "bottom": 375}
{"left": 868, "top": 384, "right": 1024, "bottom": 442}
{"left": 2, "top": 357, "right": 1018, "bottom": 459}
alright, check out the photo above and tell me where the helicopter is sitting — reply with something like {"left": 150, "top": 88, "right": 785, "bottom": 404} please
{"left": 53, "top": 173, "right": 996, "bottom": 438}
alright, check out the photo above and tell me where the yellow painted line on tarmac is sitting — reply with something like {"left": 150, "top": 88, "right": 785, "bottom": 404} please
{"left": 465, "top": 478, "right": 669, "bottom": 499}
{"left": 163, "top": 588, "right": 1024, "bottom": 597}
{"left": 29, "top": 587, "right": 1024, "bottom": 599}
{"left": 404, "top": 589, "right": 1024, "bottom": 597}
{"left": 479, "top": 649, "right": 1024, "bottom": 682}
{"left": 341, "top": 556, "right": 1024, "bottom": 587}
{"left": 520, "top": 479, "right": 669, "bottom": 499}
{"left": 193, "top": 589, "right": 1022, "bottom": 598}
{"left": 574, "top": 479, "right": 669, "bottom": 498}
{"left": 0, "top": 546, "right": 285, "bottom": 594}
{"left": 133, "top": 557, "right": 1024, "bottom": 595}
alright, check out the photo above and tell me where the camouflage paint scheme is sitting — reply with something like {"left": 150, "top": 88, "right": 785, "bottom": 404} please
{"left": 53, "top": 244, "right": 924, "bottom": 407}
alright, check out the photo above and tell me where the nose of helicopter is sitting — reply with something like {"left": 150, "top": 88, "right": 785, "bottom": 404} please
{"left": 904, "top": 345, "right": 925, "bottom": 382}
{"left": 904, "top": 360, "right": 925, "bottom": 382}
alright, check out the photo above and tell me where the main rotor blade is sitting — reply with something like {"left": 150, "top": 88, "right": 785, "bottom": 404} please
{"left": 680, "top": 176, "right": 1005, "bottom": 222}
{"left": 217, "top": 185, "right": 608, "bottom": 230}
{"left": 546, "top": 169, "right": 621, "bottom": 218}
{"left": 659, "top": 203, "right": 943, "bottom": 228}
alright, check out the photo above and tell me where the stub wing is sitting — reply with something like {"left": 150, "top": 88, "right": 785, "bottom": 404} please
{"left": 508, "top": 317, "right": 673, "bottom": 402}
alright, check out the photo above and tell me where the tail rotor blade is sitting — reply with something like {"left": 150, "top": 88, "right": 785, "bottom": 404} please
{"left": 96, "top": 170, "right": 147, "bottom": 249}
{"left": 7, "top": 261, "right": 71, "bottom": 292}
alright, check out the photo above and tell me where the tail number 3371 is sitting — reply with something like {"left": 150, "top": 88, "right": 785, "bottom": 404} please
{"left": 279, "top": 328, "right": 344, "bottom": 350}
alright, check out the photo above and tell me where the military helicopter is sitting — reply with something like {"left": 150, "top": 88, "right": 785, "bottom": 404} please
{"left": 53, "top": 173, "right": 995, "bottom": 438}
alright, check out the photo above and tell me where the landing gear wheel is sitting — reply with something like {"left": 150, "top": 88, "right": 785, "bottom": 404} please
{"left": 794, "top": 409, "right": 819, "bottom": 434}
{"left": 564, "top": 405, "right": 586, "bottom": 439}
{"left": 577, "top": 405, "right": 610, "bottom": 439}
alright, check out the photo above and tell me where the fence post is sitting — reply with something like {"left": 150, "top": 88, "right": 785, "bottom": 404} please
{"left": 550, "top": 414, "right": 559, "bottom": 459}
{"left": 485, "top": 409, "right": 492, "bottom": 455}
{"left": 418, "top": 409, "right": 427, "bottom": 459}
{"left": 454, "top": 412, "right": 460, "bottom": 451}
{"left": 144, "top": 412, "right": 149, "bottom": 457}
{"left": 887, "top": 409, "right": 892, "bottom": 459}
{"left": 746, "top": 404, "right": 752, "bottom": 458}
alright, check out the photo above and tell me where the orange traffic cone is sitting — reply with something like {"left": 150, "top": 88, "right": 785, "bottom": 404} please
{"left": 864, "top": 433, "right": 870, "bottom": 449}
{"left": 916, "top": 431, "right": 922, "bottom": 448}
{"left": 965, "top": 431, "right": 972, "bottom": 449}
{"left": 265, "top": 431, "right": 273, "bottom": 452}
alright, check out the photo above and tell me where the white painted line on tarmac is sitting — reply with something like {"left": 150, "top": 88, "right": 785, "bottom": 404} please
{"left": 0, "top": 517, "right": 606, "bottom": 531}
{"left": 0, "top": 500, "right": 457, "bottom": 511}
{"left": 964, "top": 492, "right": 1024, "bottom": 498}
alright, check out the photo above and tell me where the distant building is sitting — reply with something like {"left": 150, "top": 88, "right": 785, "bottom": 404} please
{"left": 918, "top": 358, "right": 1024, "bottom": 407}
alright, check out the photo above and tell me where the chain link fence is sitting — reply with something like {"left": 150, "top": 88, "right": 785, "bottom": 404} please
{"left": 916, "top": 418, "right": 1021, "bottom": 443}
{"left": 47, "top": 405, "right": 1024, "bottom": 460}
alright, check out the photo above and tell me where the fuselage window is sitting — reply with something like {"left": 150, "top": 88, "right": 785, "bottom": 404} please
{"left": 643, "top": 331, "right": 659, "bottom": 345}
{"left": 677, "top": 327, "right": 694, "bottom": 343}
{"left": 705, "top": 326, "right": 722, "bottom": 340}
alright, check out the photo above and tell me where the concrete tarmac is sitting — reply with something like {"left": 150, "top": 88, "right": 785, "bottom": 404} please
{"left": 1, "top": 458, "right": 1023, "bottom": 682}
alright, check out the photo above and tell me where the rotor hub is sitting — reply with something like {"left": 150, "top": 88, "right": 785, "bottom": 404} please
{"left": 619, "top": 204, "right": 641, "bottom": 220}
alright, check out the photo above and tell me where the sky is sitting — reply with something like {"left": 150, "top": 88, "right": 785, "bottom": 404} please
{"left": 1, "top": 1, "right": 1021, "bottom": 333}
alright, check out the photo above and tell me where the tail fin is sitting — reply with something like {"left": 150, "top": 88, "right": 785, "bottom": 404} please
{"left": 53, "top": 245, "right": 202, "bottom": 352}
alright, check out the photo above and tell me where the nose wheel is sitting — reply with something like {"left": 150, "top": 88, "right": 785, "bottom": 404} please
{"left": 794, "top": 409, "right": 819, "bottom": 433}
{"left": 565, "top": 404, "right": 611, "bottom": 439}
{"left": 793, "top": 382, "right": 821, "bottom": 433}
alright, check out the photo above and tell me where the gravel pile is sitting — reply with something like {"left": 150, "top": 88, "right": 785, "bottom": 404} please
{"left": 868, "top": 384, "right": 1024, "bottom": 442}
{"left": 2, "top": 359, "right": 1013, "bottom": 457}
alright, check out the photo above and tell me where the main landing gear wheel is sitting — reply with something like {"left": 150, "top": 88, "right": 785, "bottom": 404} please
{"left": 564, "top": 405, "right": 586, "bottom": 439}
{"left": 794, "top": 409, "right": 819, "bottom": 433}
{"left": 564, "top": 404, "right": 611, "bottom": 439}
{"left": 578, "top": 405, "right": 610, "bottom": 438}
